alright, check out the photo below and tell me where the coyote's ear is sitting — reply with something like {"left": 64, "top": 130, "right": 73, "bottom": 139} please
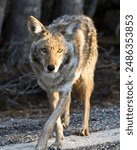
{"left": 65, "top": 20, "right": 81, "bottom": 37}
{"left": 27, "top": 16, "right": 46, "bottom": 37}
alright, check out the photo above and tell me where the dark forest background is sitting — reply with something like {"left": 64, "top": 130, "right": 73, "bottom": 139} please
{"left": 0, "top": 0, "right": 120, "bottom": 111}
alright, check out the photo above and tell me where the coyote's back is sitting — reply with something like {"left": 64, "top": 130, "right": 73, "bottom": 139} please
{"left": 27, "top": 15, "right": 98, "bottom": 150}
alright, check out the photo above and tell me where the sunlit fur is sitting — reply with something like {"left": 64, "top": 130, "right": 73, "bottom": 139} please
{"left": 28, "top": 15, "right": 98, "bottom": 150}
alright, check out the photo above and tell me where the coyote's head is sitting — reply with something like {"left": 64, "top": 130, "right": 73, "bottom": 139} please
{"left": 27, "top": 16, "right": 80, "bottom": 74}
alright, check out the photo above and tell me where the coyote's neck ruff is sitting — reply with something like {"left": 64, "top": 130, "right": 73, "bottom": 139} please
{"left": 27, "top": 15, "right": 98, "bottom": 150}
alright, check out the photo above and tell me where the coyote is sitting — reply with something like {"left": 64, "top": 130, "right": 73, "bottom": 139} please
{"left": 27, "top": 15, "right": 98, "bottom": 150}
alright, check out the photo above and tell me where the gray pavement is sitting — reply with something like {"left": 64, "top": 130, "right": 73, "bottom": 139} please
{"left": 0, "top": 104, "right": 120, "bottom": 149}
{"left": 1, "top": 128, "right": 120, "bottom": 150}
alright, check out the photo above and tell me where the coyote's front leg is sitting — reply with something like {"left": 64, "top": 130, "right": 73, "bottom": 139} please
{"left": 35, "top": 91, "right": 70, "bottom": 150}
{"left": 47, "top": 92, "right": 64, "bottom": 149}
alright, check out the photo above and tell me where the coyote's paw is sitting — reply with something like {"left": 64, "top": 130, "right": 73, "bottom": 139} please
{"left": 49, "top": 141, "right": 63, "bottom": 150}
{"left": 79, "top": 127, "right": 90, "bottom": 136}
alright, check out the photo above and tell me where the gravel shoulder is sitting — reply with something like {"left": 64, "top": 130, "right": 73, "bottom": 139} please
{"left": 1, "top": 128, "right": 120, "bottom": 150}
{"left": 0, "top": 104, "right": 120, "bottom": 149}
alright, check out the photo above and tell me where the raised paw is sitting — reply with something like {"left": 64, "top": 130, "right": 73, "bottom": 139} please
{"left": 49, "top": 141, "right": 63, "bottom": 150}
{"left": 79, "top": 127, "right": 90, "bottom": 136}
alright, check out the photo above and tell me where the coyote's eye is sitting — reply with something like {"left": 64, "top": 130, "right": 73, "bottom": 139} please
{"left": 40, "top": 48, "right": 47, "bottom": 53}
{"left": 57, "top": 49, "right": 63, "bottom": 53}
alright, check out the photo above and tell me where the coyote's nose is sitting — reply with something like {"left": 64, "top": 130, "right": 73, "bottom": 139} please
{"left": 47, "top": 65, "right": 55, "bottom": 72}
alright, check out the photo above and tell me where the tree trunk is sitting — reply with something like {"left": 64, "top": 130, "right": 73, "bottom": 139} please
{"left": 41, "top": 0, "right": 55, "bottom": 25}
{"left": 0, "top": 0, "right": 7, "bottom": 38}
{"left": 61, "top": 0, "right": 84, "bottom": 15}
{"left": 3, "top": 0, "right": 42, "bottom": 69}
{"left": 86, "top": 0, "right": 98, "bottom": 18}
{"left": 4, "top": 0, "right": 42, "bottom": 41}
